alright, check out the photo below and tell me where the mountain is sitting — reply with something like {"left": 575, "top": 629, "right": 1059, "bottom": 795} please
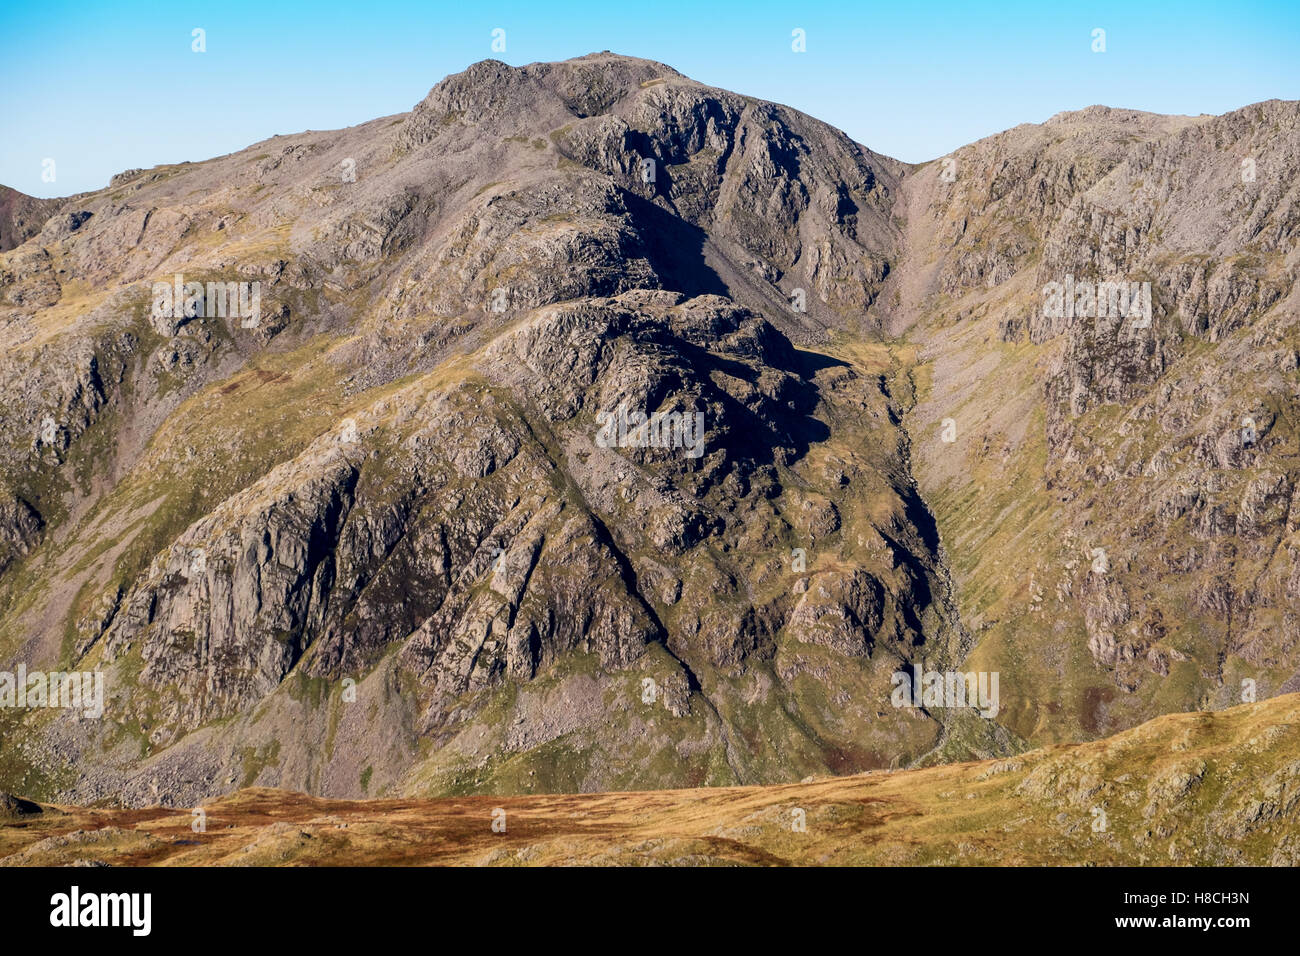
{"left": 5, "top": 692, "right": 1298, "bottom": 865}
{"left": 0, "top": 53, "right": 1297, "bottom": 809}
{"left": 894, "top": 100, "right": 1300, "bottom": 745}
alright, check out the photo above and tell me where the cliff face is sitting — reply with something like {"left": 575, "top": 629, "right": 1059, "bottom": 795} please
{"left": 896, "top": 99, "right": 1300, "bottom": 745}
{"left": 0, "top": 54, "right": 1296, "bottom": 807}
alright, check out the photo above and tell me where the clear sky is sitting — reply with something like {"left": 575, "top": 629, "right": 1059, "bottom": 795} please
{"left": 2, "top": 0, "right": 1298, "bottom": 197}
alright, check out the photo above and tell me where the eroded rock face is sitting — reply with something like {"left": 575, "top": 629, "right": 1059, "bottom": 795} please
{"left": 787, "top": 570, "right": 886, "bottom": 657}
{"left": 897, "top": 93, "right": 1300, "bottom": 743}
{"left": 1029, "top": 104, "right": 1300, "bottom": 695}
{"left": 0, "top": 186, "right": 64, "bottom": 253}
{"left": 0, "top": 495, "right": 42, "bottom": 577}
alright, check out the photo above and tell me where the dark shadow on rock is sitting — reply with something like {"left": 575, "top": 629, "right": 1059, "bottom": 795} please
{"left": 621, "top": 191, "right": 730, "bottom": 299}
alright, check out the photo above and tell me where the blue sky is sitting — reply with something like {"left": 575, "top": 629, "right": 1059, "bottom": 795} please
{"left": 2, "top": 0, "right": 1297, "bottom": 197}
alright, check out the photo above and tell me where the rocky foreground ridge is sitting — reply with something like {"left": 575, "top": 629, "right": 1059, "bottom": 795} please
{"left": 3, "top": 693, "right": 1297, "bottom": 865}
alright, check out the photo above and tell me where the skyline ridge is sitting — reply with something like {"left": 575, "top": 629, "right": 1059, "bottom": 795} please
{"left": 5, "top": 50, "right": 1294, "bottom": 202}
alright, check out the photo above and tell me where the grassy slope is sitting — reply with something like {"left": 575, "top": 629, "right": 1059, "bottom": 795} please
{"left": 3, "top": 692, "right": 1296, "bottom": 866}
